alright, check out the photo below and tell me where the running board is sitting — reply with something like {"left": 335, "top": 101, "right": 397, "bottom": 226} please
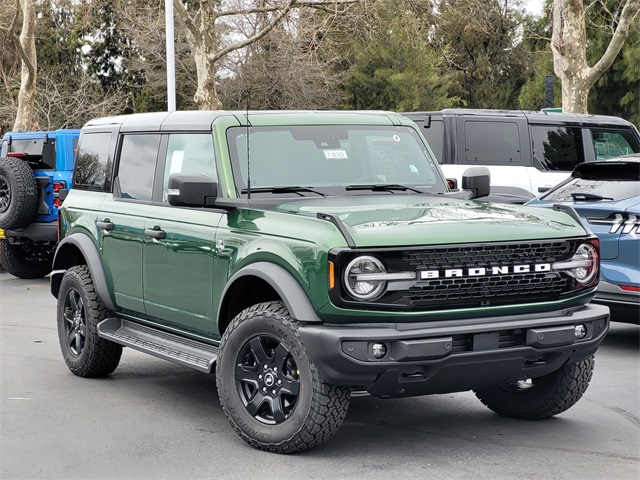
{"left": 98, "top": 318, "right": 218, "bottom": 373}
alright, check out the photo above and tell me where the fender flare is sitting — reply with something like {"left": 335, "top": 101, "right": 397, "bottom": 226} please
{"left": 51, "top": 233, "right": 115, "bottom": 311}
{"left": 219, "top": 262, "right": 322, "bottom": 323}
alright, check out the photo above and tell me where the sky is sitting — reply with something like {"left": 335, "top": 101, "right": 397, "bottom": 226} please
{"left": 524, "top": 0, "right": 545, "bottom": 16}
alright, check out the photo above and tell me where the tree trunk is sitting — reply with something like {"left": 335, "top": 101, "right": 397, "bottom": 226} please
{"left": 192, "top": 45, "right": 223, "bottom": 110}
{"left": 13, "top": 0, "right": 37, "bottom": 131}
{"left": 551, "top": 0, "right": 640, "bottom": 114}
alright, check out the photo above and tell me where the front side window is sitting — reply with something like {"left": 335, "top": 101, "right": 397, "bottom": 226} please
{"left": 227, "top": 125, "right": 446, "bottom": 195}
{"left": 74, "top": 132, "right": 112, "bottom": 190}
{"left": 590, "top": 129, "right": 640, "bottom": 160}
{"left": 162, "top": 134, "right": 216, "bottom": 203}
{"left": 531, "top": 125, "right": 583, "bottom": 171}
{"left": 464, "top": 121, "right": 521, "bottom": 164}
{"left": 117, "top": 134, "right": 161, "bottom": 201}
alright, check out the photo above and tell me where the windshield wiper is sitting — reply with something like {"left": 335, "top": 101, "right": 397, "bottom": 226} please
{"left": 345, "top": 184, "right": 424, "bottom": 194}
{"left": 240, "top": 186, "right": 328, "bottom": 196}
{"left": 570, "top": 192, "right": 614, "bottom": 201}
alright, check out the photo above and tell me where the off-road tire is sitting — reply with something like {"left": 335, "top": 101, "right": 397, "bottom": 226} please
{"left": 0, "top": 239, "right": 53, "bottom": 279}
{"left": 474, "top": 356, "right": 595, "bottom": 420}
{"left": 0, "top": 156, "right": 38, "bottom": 230}
{"left": 56, "top": 265, "right": 122, "bottom": 377}
{"left": 216, "top": 301, "right": 351, "bottom": 453}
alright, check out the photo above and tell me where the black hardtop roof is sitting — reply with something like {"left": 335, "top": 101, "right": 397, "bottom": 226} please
{"left": 404, "top": 109, "right": 636, "bottom": 128}
{"left": 83, "top": 110, "right": 402, "bottom": 132}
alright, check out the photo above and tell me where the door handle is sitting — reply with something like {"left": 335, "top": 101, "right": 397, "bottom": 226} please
{"left": 144, "top": 227, "right": 166, "bottom": 240}
{"left": 96, "top": 221, "right": 114, "bottom": 231}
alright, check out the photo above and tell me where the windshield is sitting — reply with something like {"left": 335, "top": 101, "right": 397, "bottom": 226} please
{"left": 227, "top": 125, "right": 447, "bottom": 196}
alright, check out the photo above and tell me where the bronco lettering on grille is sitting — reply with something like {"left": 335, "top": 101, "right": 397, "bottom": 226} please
{"left": 419, "top": 263, "right": 552, "bottom": 279}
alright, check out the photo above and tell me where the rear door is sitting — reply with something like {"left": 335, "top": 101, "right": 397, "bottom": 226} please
{"left": 98, "top": 133, "right": 160, "bottom": 315}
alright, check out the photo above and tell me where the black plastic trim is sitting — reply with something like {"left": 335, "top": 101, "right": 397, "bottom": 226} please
{"left": 51, "top": 233, "right": 115, "bottom": 310}
{"left": 5, "top": 223, "right": 57, "bottom": 242}
{"left": 297, "top": 303, "right": 609, "bottom": 397}
{"left": 218, "top": 262, "right": 323, "bottom": 323}
{"left": 317, "top": 212, "right": 355, "bottom": 247}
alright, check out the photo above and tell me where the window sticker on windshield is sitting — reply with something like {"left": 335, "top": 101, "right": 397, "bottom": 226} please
{"left": 409, "top": 165, "right": 419, "bottom": 173}
{"left": 393, "top": 135, "right": 401, "bottom": 142}
{"left": 324, "top": 149, "right": 348, "bottom": 160}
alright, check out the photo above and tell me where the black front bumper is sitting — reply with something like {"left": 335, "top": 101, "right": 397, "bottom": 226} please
{"left": 298, "top": 303, "right": 610, "bottom": 398}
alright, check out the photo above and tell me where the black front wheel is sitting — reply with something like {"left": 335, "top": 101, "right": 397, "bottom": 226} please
{"left": 474, "top": 356, "right": 595, "bottom": 420}
{"left": 216, "top": 301, "right": 350, "bottom": 453}
{"left": 56, "top": 265, "right": 122, "bottom": 377}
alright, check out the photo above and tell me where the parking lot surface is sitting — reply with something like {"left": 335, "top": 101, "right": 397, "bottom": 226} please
{"left": 1, "top": 272, "right": 638, "bottom": 479}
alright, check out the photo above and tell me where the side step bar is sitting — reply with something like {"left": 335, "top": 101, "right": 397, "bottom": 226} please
{"left": 98, "top": 318, "right": 218, "bottom": 373}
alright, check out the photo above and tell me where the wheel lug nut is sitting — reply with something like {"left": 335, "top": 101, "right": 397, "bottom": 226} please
{"left": 262, "top": 387, "right": 267, "bottom": 393}
{"left": 263, "top": 364, "right": 268, "bottom": 370}
{"left": 258, "top": 374, "right": 263, "bottom": 380}
{"left": 272, "top": 390, "right": 276, "bottom": 395}
{"left": 277, "top": 379, "right": 282, "bottom": 385}
{"left": 273, "top": 367, "right": 277, "bottom": 372}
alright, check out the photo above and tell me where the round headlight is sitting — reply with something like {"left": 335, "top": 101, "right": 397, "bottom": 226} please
{"left": 571, "top": 243, "right": 598, "bottom": 285}
{"left": 344, "top": 256, "right": 386, "bottom": 301}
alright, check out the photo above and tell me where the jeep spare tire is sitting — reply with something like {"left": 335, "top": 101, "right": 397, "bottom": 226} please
{"left": 0, "top": 156, "right": 38, "bottom": 230}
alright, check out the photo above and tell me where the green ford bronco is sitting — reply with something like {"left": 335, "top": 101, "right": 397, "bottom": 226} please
{"left": 51, "top": 110, "right": 610, "bottom": 453}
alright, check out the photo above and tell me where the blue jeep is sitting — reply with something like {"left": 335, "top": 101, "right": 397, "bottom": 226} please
{"left": 0, "top": 129, "right": 79, "bottom": 278}
{"left": 526, "top": 156, "right": 640, "bottom": 323}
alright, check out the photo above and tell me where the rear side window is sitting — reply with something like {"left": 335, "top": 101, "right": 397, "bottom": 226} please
{"left": 531, "top": 126, "right": 583, "bottom": 171}
{"left": 74, "top": 132, "right": 113, "bottom": 190}
{"left": 117, "top": 134, "right": 161, "bottom": 201}
{"left": 590, "top": 129, "right": 640, "bottom": 160}
{"left": 464, "top": 121, "right": 521, "bottom": 164}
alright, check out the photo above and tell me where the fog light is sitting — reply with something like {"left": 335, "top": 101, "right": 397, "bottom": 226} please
{"left": 574, "top": 324, "right": 587, "bottom": 339}
{"left": 371, "top": 342, "right": 387, "bottom": 359}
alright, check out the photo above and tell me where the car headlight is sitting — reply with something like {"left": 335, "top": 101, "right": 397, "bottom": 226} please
{"left": 553, "top": 242, "right": 599, "bottom": 286}
{"left": 344, "top": 256, "right": 387, "bottom": 301}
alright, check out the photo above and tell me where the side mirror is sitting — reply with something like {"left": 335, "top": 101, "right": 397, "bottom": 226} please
{"left": 462, "top": 167, "right": 490, "bottom": 199}
{"left": 168, "top": 173, "right": 218, "bottom": 207}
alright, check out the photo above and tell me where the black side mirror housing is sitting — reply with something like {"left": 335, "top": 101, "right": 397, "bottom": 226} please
{"left": 462, "top": 167, "right": 490, "bottom": 199}
{"left": 168, "top": 173, "right": 218, "bottom": 207}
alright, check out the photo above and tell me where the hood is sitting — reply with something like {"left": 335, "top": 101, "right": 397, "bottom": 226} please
{"left": 273, "top": 195, "right": 586, "bottom": 248}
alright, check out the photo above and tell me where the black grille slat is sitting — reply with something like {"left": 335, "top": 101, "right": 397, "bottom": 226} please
{"left": 397, "top": 241, "right": 572, "bottom": 309}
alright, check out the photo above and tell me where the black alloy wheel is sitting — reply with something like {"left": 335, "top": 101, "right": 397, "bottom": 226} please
{"left": 0, "top": 174, "right": 10, "bottom": 213}
{"left": 63, "top": 287, "right": 87, "bottom": 356}
{"left": 235, "top": 335, "right": 301, "bottom": 424}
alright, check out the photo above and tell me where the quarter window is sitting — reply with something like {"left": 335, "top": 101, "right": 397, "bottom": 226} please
{"left": 117, "top": 134, "right": 161, "bottom": 201}
{"left": 590, "top": 129, "right": 640, "bottom": 160}
{"left": 162, "top": 134, "right": 216, "bottom": 203}
{"left": 531, "top": 126, "right": 583, "bottom": 171}
{"left": 74, "top": 132, "right": 113, "bottom": 190}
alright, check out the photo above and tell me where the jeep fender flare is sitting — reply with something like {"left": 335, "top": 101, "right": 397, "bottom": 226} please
{"left": 50, "top": 233, "right": 115, "bottom": 311}
{"left": 219, "top": 262, "right": 322, "bottom": 323}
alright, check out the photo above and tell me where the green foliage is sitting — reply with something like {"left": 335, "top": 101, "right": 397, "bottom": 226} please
{"left": 432, "top": 0, "right": 532, "bottom": 110}
{"left": 588, "top": 1, "right": 640, "bottom": 125}
{"left": 338, "top": 1, "right": 459, "bottom": 111}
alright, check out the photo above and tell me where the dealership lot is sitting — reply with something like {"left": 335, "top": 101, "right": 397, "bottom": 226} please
{"left": 1, "top": 271, "right": 638, "bottom": 480}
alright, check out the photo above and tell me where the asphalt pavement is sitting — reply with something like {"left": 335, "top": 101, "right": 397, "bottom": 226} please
{"left": 1, "top": 271, "right": 638, "bottom": 479}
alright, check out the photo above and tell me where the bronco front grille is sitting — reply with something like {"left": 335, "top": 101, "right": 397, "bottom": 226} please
{"left": 399, "top": 242, "right": 571, "bottom": 309}
{"left": 332, "top": 240, "right": 582, "bottom": 311}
